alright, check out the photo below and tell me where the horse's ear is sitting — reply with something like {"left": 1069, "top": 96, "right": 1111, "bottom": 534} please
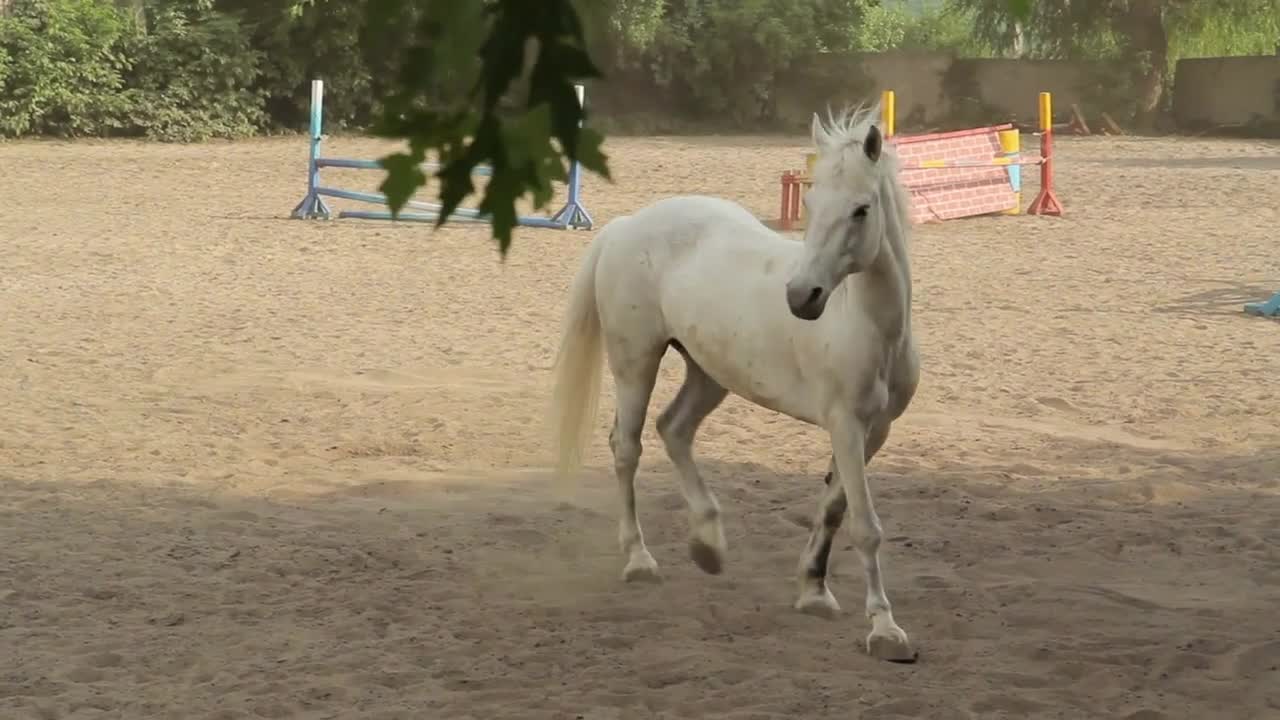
{"left": 811, "top": 113, "right": 830, "bottom": 152}
{"left": 864, "top": 124, "right": 883, "bottom": 163}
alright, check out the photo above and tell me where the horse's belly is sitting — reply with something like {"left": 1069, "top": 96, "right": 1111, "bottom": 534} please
{"left": 703, "top": 350, "right": 810, "bottom": 417}
{"left": 734, "top": 378, "right": 820, "bottom": 425}
{"left": 667, "top": 302, "right": 823, "bottom": 425}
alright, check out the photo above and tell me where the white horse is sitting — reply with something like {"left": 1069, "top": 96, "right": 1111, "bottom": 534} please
{"left": 548, "top": 104, "right": 919, "bottom": 662}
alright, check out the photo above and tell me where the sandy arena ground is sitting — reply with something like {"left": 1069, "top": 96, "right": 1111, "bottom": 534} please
{"left": 2, "top": 128, "right": 1279, "bottom": 720}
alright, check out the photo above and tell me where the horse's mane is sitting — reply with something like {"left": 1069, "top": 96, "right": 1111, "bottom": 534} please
{"left": 812, "top": 103, "right": 912, "bottom": 238}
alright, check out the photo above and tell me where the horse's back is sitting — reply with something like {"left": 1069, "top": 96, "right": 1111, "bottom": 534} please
{"left": 591, "top": 196, "right": 778, "bottom": 349}
{"left": 596, "top": 194, "right": 790, "bottom": 273}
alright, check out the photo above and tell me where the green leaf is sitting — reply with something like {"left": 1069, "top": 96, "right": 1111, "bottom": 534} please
{"left": 573, "top": 127, "right": 611, "bottom": 180}
{"left": 378, "top": 150, "right": 427, "bottom": 217}
{"left": 477, "top": 178, "right": 521, "bottom": 256}
{"left": 504, "top": 105, "right": 558, "bottom": 207}
{"left": 434, "top": 115, "right": 497, "bottom": 227}
{"left": 366, "top": 0, "right": 613, "bottom": 258}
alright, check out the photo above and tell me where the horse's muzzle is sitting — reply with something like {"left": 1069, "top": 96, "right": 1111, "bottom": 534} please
{"left": 786, "top": 284, "right": 826, "bottom": 320}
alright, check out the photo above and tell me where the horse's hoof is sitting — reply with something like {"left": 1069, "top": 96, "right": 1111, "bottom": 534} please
{"left": 622, "top": 555, "right": 661, "bottom": 583}
{"left": 794, "top": 587, "right": 841, "bottom": 619}
{"left": 867, "top": 630, "right": 918, "bottom": 663}
{"left": 688, "top": 538, "right": 723, "bottom": 575}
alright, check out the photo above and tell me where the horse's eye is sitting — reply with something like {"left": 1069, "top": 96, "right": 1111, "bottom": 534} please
{"left": 852, "top": 204, "right": 869, "bottom": 220}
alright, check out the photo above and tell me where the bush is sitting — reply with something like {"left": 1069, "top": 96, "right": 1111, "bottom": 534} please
{"left": 0, "top": 0, "right": 132, "bottom": 137}
{"left": 0, "top": 0, "right": 271, "bottom": 141}
{"left": 238, "top": 0, "right": 421, "bottom": 134}
{"left": 120, "top": 1, "right": 265, "bottom": 142}
{"left": 842, "top": 0, "right": 992, "bottom": 55}
{"left": 631, "top": 0, "right": 870, "bottom": 127}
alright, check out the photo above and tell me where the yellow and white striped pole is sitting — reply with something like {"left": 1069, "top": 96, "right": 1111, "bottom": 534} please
{"left": 881, "top": 89, "right": 896, "bottom": 139}
{"left": 998, "top": 126, "right": 1021, "bottom": 214}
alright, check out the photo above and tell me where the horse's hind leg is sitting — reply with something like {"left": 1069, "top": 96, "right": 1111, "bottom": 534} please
{"left": 656, "top": 343, "right": 729, "bottom": 574}
{"left": 607, "top": 338, "right": 665, "bottom": 583}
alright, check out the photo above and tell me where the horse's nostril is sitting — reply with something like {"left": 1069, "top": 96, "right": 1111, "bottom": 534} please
{"left": 807, "top": 287, "right": 822, "bottom": 305}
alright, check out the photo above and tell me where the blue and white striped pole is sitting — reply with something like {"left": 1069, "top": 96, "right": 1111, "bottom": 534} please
{"left": 290, "top": 80, "right": 332, "bottom": 219}
{"left": 548, "top": 83, "right": 595, "bottom": 230}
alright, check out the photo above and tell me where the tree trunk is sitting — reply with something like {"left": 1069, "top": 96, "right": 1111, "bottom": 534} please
{"left": 1121, "top": 0, "right": 1168, "bottom": 131}
{"left": 114, "top": 0, "right": 145, "bottom": 27}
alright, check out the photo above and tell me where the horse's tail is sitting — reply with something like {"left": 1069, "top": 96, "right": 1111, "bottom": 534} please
{"left": 549, "top": 228, "right": 610, "bottom": 482}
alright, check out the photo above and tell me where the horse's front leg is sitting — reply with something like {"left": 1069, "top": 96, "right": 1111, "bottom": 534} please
{"left": 795, "top": 457, "right": 846, "bottom": 617}
{"left": 796, "top": 420, "right": 894, "bottom": 616}
{"left": 830, "top": 417, "right": 916, "bottom": 662}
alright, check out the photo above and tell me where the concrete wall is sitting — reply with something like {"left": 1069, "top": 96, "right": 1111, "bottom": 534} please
{"left": 592, "top": 50, "right": 1279, "bottom": 137}
{"left": 772, "top": 51, "right": 953, "bottom": 129}
{"left": 949, "top": 58, "right": 1121, "bottom": 125}
{"left": 770, "top": 53, "right": 1119, "bottom": 132}
{"left": 1173, "top": 55, "right": 1280, "bottom": 130}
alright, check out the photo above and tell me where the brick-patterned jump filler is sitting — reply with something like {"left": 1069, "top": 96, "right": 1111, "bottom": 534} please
{"left": 776, "top": 91, "right": 1064, "bottom": 230}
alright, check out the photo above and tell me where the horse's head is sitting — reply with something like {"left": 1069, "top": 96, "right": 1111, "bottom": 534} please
{"left": 786, "top": 106, "right": 893, "bottom": 321}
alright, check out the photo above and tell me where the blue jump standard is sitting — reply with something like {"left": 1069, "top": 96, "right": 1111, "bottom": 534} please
{"left": 290, "top": 78, "right": 592, "bottom": 230}
{"left": 1244, "top": 292, "right": 1280, "bottom": 317}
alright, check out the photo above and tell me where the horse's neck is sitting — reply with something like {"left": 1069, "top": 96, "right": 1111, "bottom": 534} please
{"left": 847, "top": 214, "right": 911, "bottom": 344}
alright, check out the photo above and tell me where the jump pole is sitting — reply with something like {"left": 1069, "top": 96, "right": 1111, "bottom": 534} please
{"left": 291, "top": 79, "right": 331, "bottom": 221}
{"left": 1026, "top": 91, "right": 1064, "bottom": 216}
{"left": 291, "top": 80, "right": 594, "bottom": 230}
{"left": 881, "top": 89, "right": 896, "bottom": 138}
